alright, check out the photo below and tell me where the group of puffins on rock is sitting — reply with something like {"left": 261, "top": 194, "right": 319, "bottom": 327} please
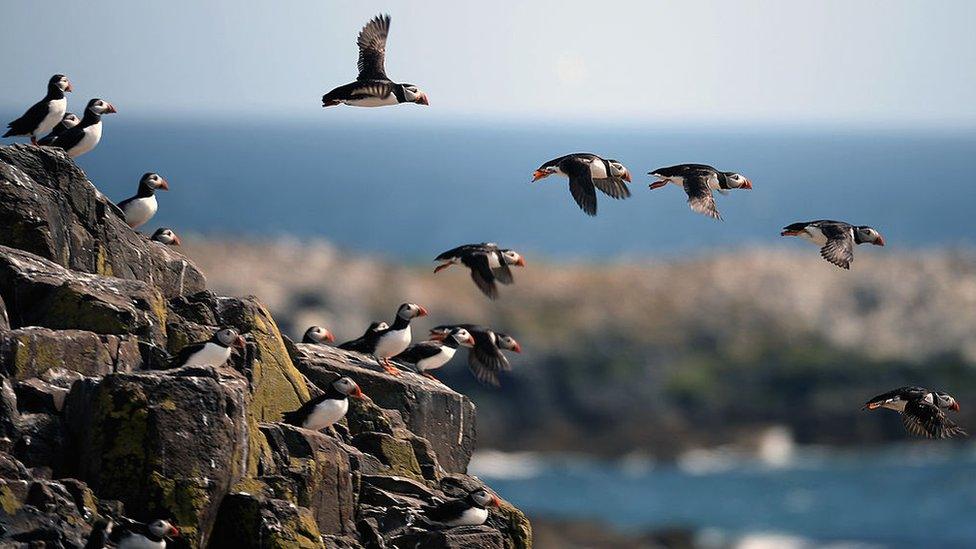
{"left": 2, "top": 11, "right": 967, "bottom": 547}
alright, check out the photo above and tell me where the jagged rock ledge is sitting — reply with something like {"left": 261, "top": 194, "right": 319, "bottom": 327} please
{"left": 0, "top": 144, "right": 531, "bottom": 548}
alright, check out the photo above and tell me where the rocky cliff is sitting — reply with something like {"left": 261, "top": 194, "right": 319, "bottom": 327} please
{"left": 0, "top": 145, "right": 531, "bottom": 548}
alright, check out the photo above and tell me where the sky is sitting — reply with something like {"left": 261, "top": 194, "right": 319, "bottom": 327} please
{"left": 1, "top": 1, "right": 975, "bottom": 127}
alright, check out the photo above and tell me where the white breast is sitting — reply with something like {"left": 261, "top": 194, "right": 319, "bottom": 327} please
{"left": 487, "top": 253, "right": 501, "bottom": 269}
{"left": 588, "top": 161, "right": 608, "bottom": 179}
{"left": 304, "top": 398, "right": 348, "bottom": 430}
{"left": 117, "top": 535, "right": 166, "bottom": 549}
{"left": 706, "top": 173, "right": 721, "bottom": 190}
{"left": 68, "top": 122, "right": 102, "bottom": 157}
{"left": 182, "top": 342, "right": 231, "bottom": 367}
{"left": 444, "top": 506, "right": 489, "bottom": 527}
{"left": 800, "top": 226, "right": 828, "bottom": 246}
{"left": 342, "top": 94, "right": 398, "bottom": 107}
{"left": 417, "top": 346, "right": 456, "bottom": 372}
{"left": 375, "top": 327, "right": 411, "bottom": 358}
{"left": 36, "top": 98, "right": 67, "bottom": 136}
{"left": 123, "top": 196, "right": 158, "bottom": 228}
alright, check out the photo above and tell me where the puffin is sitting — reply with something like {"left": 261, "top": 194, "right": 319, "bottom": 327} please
{"left": 648, "top": 164, "right": 752, "bottom": 220}
{"left": 321, "top": 14, "right": 430, "bottom": 108}
{"left": 422, "top": 488, "right": 501, "bottom": 527}
{"left": 780, "top": 220, "right": 885, "bottom": 269}
{"left": 863, "top": 386, "right": 967, "bottom": 439}
{"left": 337, "top": 321, "right": 388, "bottom": 353}
{"left": 150, "top": 227, "right": 182, "bottom": 246}
{"left": 370, "top": 303, "right": 429, "bottom": 376}
{"left": 394, "top": 327, "right": 475, "bottom": 380}
{"left": 116, "top": 173, "right": 170, "bottom": 229}
{"left": 3, "top": 74, "right": 72, "bottom": 145}
{"left": 532, "top": 153, "right": 632, "bottom": 216}
{"left": 302, "top": 325, "right": 336, "bottom": 344}
{"left": 170, "top": 328, "right": 245, "bottom": 368}
{"left": 47, "top": 98, "right": 117, "bottom": 158}
{"left": 109, "top": 519, "right": 180, "bottom": 549}
{"left": 37, "top": 112, "right": 80, "bottom": 146}
{"left": 83, "top": 519, "right": 113, "bottom": 549}
{"left": 430, "top": 324, "right": 521, "bottom": 387}
{"left": 434, "top": 243, "right": 526, "bottom": 299}
{"left": 282, "top": 376, "right": 366, "bottom": 431}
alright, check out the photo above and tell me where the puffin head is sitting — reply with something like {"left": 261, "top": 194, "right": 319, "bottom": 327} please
{"left": 61, "top": 112, "right": 81, "bottom": 128}
{"left": 87, "top": 98, "right": 117, "bottom": 115}
{"left": 50, "top": 74, "right": 72, "bottom": 93}
{"left": 935, "top": 392, "right": 961, "bottom": 411}
{"left": 854, "top": 226, "right": 885, "bottom": 247}
{"left": 397, "top": 302, "right": 429, "bottom": 320}
{"left": 469, "top": 488, "right": 501, "bottom": 509}
{"left": 333, "top": 376, "right": 367, "bottom": 400}
{"left": 150, "top": 227, "right": 181, "bottom": 246}
{"left": 496, "top": 332, "right": 521, "bottom": 353}
{"left": 724, "top": 172, "right": 753, "bottom": 189}
{"left": 606, "top": 159, "right": 632, "bottom": 183}
{"left": 447, "top": 327, "right": 476, "bottom": 347}
{"left": 215, "top": 328, "right": 246, "bottom": 349}
{"left": 148, "top": 520, "right": 180, "bottom": 538}
{"left": 501, "top": 249, "right": 526, "bottom": 267}
{"left": 532, "top": 163, "right": 559, "bottom": 182}
{"left": 400, "top": 84, "right": 429, "bottom": 105}
{"left": 303, "top": 325, "right": 335, "bottom": 344}
{"left": 140, "top": 172, "right": 169, "bottom": 193}
{"left": 368, "top": 321, "right": 389, "bottom": 333}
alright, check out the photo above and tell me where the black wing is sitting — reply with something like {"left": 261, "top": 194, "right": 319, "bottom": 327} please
{"left": 115, "top": 195, "right": 137, "bottom": 212}
{"left": 338, "top": 325, "right": 381, "bottom": 353}
{"left": 462, "top": 253, "right": 499, "bottom": 299}
{"left": 863, "top": 386, "right": 929, "bottom": 409}
{"left": 395, "top": 341, "right": 442, "bottom": 364}
{"left": 468, "top": 332, "right": 508, "bottom": 387}
{"left": 435, "top": 243, "right": 496, "bottom": 261}
{"left": 37, "top": 123, "right": 67, "bottom": 145}
{"left": 109, "top": 520, "right": 149, "bottom": 543}
{"left": 593, "top": 177, "right": 631, "bottom": 200}
{"left": 561, "top": 156, "right": 598, "bottom": 216}
{"left": 491, "top": 250, "right": 515, "bottom": 285}
{"left": 282, "top": 393, "right": 332, "bottom": 426}
{"left": 3, "top": 99, "right": 48, "bottom": 136}
{"left": 682, "top": 171, "right": 721, "bottom": 220}
{"left": 49, "top": 125, "right": 85, "bottom": 152}
{"left": 422, "top": 498, "right": 470, "bottom": 523}
{"left": 170, "top": 341, "right": 207, "bottom": 366}
{"left": 357, "top": 14, "right": 390, "bottom": 81}
{"left": 817, "top": 223, "right": 855, "bottom": 269}
{"left": 902, "top": 400, "right": 968, "bottom": 439}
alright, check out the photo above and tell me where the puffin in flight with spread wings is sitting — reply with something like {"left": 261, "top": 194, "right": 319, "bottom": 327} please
{"left": 430, "top": 324, "right": 521, "bottom": 387}
{"left": 781, "top": 220, "right": 884, "bottom": 269}
{"left": 322, "top": 14, "right": 429, "bottom": 108}
{"left": 532, "top": 153, "right": 632, "bottom": 216}
{"left": 863, "top": 386, "right": 966, "bottom": 439}
{"left": 648, "top": 163, "right": 752, "bottom": 220}
{"left": 434, "top": 243, "right": 525, "bottom": 299}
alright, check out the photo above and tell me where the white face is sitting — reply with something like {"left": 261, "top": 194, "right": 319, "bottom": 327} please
{"left": 57, "top": 76, "right": 71, "bottom": 92}
{"left": 496, "top": 334, "right": 519, "bottom": 352}
{"left": 726, "top": 173, "right": 749, "bottom": 188}
{"left": 397, "top": 303, "right": 426, "bottom": 319}
{"left": 452, "top": 328, "right": 473, "bottom": 346}
{"left": 935, "top": 392, "right": 958, "bottom": 410}
{"left": 501, "top": 250, "right": 524, "bottom": 266}
{"left": 216, "top": 328, "right": 240, "bottom": 346}
{"left": 371, "top": 321, "right": 389, "bottom": 332}
{"left": 148, "top": 520, "right": 176, "bottom": 538}
{"left": 63, "top": 113, "right": 80, "bottom": 127}
{"left": 470, "top": 489, "right": 493, "bottom": 507}
{"left": 856, "top": 227, "right": 883, "bottom": 244}
{"left": 332, "top": 376, "right": 358, "bottom": 395}
{"left": 609, "top": 162, "right": 628, "bottom": 178}
{"left": 306, "top": 326, "right": 331, "bottom": 342}
{"left": 155, "top": 229, "right": 176, "bottom": 243}
{"left": 402, "top": 85, "right": 427, "bottom": 103}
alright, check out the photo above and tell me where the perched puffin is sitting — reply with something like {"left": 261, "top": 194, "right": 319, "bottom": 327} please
{"left": 3, "top": 74, "right": 72, "bottom": 145}
{"left": 648, "top": 164, "right": 752, "bottom": 220}
{"left": 170, "top": 328, "right": 245, "bottom": 368}
{"left": 150, "top": 227, "right": 182, "bottom": 246}
{"left": 116, "top": 173, "right": 170, "bottom": 229}
{"left": 83, "top": 519, "right": 113, "bottom": 549}
{"left": 422, "top": 488, "right": 501, "bottom": 527}
{"left": 109, "top": 519, "right": 180, "bottom": 549}
{"left": 863, "top": 386, "right": 967, "bottom": 439}
{"left": 322, "top": 14, "right": 429, "bottom": 108}
{"left": 781, "top": 220, "right": 885, "bottom": 269}
{"left": 370, "top": 303, "right": 429, "bottom": 376}
{"left": 37, "top": 112, "right": 80, "bottom": 146}
{"left": 302, "top": 325, "right": 336, "bottom": 344}
{"left": 532, "top": 153, "right": 632, "bottom": 216}
{"left": 394, "top": 327, "right": 475, "bottom": 380}
{"left": 47, "top": 98, "right": 116, "bottom": 158}
{"left": 430, "top": 324, "right": 520, "bottom": 387}
{"left": 337, "top": 321, "right": 389, "bottom": 353}
{"left": 434, "top": 243, "right": 525, "bottom": 299}
{"left": 282, "top": 376, "right": 366, "bottom": 431}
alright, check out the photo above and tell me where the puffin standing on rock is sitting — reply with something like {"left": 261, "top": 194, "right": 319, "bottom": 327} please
{"left": 170, "top": 328, "right": 245, "bottom": 368}
{"left": 532, "top": 153, "right": 632, "bottom": 216}
{"left": 116, "top": 173, "right": 170, "bottom": 229}
{"left": 109, "top": 519, "right": 180, "bottom": 549}
{"left": 434, "top": 243, "right": 525, "bottom": 299}
{"left": 422, "top": 488, "right": 501, "bottom": 527}
{"left": 338, "top": 321, "right": 389, "bottom": 353}
{"left": 3, "top": 74, "right": 72, "bottom": 145}
{"left": 394, "top": 327, "right": 475, "bottom": 381}
{"left": 302, "top": 325, "right": 336, "bottom": 344}
{"left": 48, "top": 98, "right": 117, "bottom": 158}
{"left": 648, "top": 163, "right": 752, "bottom": 220}
{"left": 863, "top": 386, "right": 967, "bottom": 439}
{"left": 430, "top": 324, "right": 520, "bottom": 387}
{"left": 150, "top": 227, "right": 182, "bottom": 246}
{"left": 363, "top": 303, "right": 428, "bottom": 376}
{"left": 781, "top": 220, "right": 885, "bottom": 269}
{"left": 282, "top": 376, "right": 367, "bottom": 432}
{"left": 321, "top": 14, "right": 430, "bottom": 108}
{"left": 37, "top": 112, "right": 80, "bottom": 146}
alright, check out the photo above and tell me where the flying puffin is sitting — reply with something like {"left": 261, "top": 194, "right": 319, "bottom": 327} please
{"left": 170, "top": 328, "right": 245, "bottom": 368}
{"left": 337, "top": 321, "right": 388, "bottom": 353}
{"left": 434, "top": 243, "right": 526, "bottom": 299}
{"left": 430, "top": 324, "right": 521, "bottom": 387}
{"left": 47, "top": 98, "right": 117, "bottom": 158}
{"left": 302, "top": 325, "right": 336, "bottom": 344}
{"left": 422, "top": 488, "right": 501, "bottom": 527}
{"left": 150, "top": 227, "right": 182, "bottom": 246}
{"left": 83, "top": 519, "right": 113, "bottom": 549}
{"left": 532, "top": 153, "right": 632, "bottom": 216}
{"left": 109, "top": 519, "right": 180, "bottom": 549}
{"left": 321, "top": 14, "right": 430, "bottom": 108}
{"left": 3, "top": 74, "right": 72, "bottom": 145}
{"left": 37, "top": 112, "right": 80, "bottom": 146}
{"left": 282, "top": 376, "right": 366, "bottom": 431}
{"left": 863, "top": 386, "right": 967, "bottom": 439}
{"left": 370, "top": 303, "right": 429, "bottom": 376}
{"left": 780, "top": 220, "right": 885, "bottom": 269}
{"left": 394, "top": 327, "right": 475, "bottom": 381}
{"left": 116, "top": 173, "right": 170, "bottom": 229}
{"left": 648, "top": 164, "right": 752, "bottom": 220}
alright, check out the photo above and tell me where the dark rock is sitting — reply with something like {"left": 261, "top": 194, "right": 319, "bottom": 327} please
{"left": 350, "top": 432, "right": 423, "bottom": 480}
{"left": 0, "top": 376, "right": 19, "bottom": 450}
{"left": 13, "top": 412, "right": 66, "bottom": 473}
{"left": 14, "top": 379, "right": 68, "bottom": 414}
{"left": 0, "top": 327, "right": 145, "bottom": 381}
{"left": 0, "top": 294, "right": 8, "bottom": 330}
{"left": 0, "top": 144, "right": 206, "bottom": 298}
{"left": 210, "top": 492, "right": 323, "bottom": 549}
{"left": 393, "top": 526, "right": 507, "bottom": 549}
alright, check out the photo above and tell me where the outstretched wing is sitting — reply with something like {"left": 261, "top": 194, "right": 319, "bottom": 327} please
{"left": 357, "top": 14, "right": 390, "bottom": 81}
{"left": 818, "top": 224, "right": 855, "bottom": 269}
{"left": 562, "top": 157, "right": 597, "bottom": 216}
{"left": 467, "top": 332, "right": 508, "bottom": 387}
{"left": 491, "top": 250, "right": 515, "bottom": 285}
{"left": 682, "top": 171, "right": 721, "bottom": 220}
{"left": 464, "top": 253, "right": 499, "bottom": 299}
{"left": 902, "top": 400, "right": 968, "bottom": 439}
{"left": 593, "top": 177, "right": 631, "bottom": 200}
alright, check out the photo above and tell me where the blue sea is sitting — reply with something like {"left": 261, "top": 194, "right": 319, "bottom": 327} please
{"left": 8, "top": 115, "right": 972, "bottom": 260}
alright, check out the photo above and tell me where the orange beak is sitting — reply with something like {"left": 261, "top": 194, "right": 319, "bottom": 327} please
{"left": 158, "top": 178, "right": 170, "bottom": 191}
{"left": 741, "top": 179, "right": 753, "bottom": 189}
{"left": 234, "top": 336, "right": 246, "bottom": 349}
{"left": 491, "top": 495, "right": 501, "bottom": 507}
{"left": 65, "top": 81, "right": 74, "bottom": 93}
{"left": 104, "top": 103, "right": 117, "bottom": 114}
{"left": 429, "top": 331, "right": 447, "bottom": 341}
{"left": 863, "top": 402, "right": 882, "bottom": 410}
{"left": 781, "top": 229, "right": 801, "bottom": 236}
{"left": 170, "top": 234, "right": 182, "bottom": 246}
{"left": 532, "top": 169, "right": 549, "bottom": 182}
{"left": 874, "top": 236, "right": 886, "bottom": 247}
{"left": 351, "top": 385, "right": 367, "bottom": 400}
{"left": 323, "top": 330, "right": 336, "bottom": 343}
{"left": 168, "top": 526, "right": 181, "bottom": 537}
{"left": 416, "top": 94, "right": 429, "bottom": 106}
{"left": 515, "top": 257, "right": 526, "bottom": 267}
{"left": 950, "top": 401, "right": 960, "bottom": 411}
{"left": 622, "top": 172, "right": 632, "bottom": 183}
{"left": 465, "top": 334, "right": 476, "bottom": 346}
{"left": 511, "top": 341, "right": 522, "bottom": 353}
{"left": 648, "top": 179, "right": 669, "bottom": 190}
{"left": 416, "top": 306, "right": 429, "bottom": 317}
